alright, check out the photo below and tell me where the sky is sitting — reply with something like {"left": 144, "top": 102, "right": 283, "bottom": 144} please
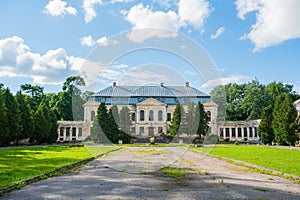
{"left": 0, "top": 0, "right": 300, "bottom": 95}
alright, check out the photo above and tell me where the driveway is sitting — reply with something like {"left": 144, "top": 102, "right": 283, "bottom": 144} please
{"left": 2, "top": 146, "right": 300, "bottom": 200}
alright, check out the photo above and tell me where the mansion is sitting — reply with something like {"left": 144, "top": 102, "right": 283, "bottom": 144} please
{"left": 57, "top": 82, "right": 260, "bottom": 143}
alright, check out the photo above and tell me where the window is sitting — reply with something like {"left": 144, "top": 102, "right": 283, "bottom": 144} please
{"left": 149, "top": 110, "right": 154, "bottom": 121}
{"left": 131, "top": 113, "right": 136, "bottom": 121}
{"left": 140, "top": 110, "right": 144, "bottom": 121}
{"left": 167, "top": 113, "right": 171, "bottom": 121}
{"left": 206, "top": 111, "right": 211, "bottom": 121}
{"left": 139, "top": 127, "right": 144, "bottom": 135}
{"left": 91, "top": 111, "right": 95, "bottom": 121}
{"left": 158, "top": 127, "right": 163, "bottom": 133}
{"left": 131, "top": 127, "right": 136, "bottom": 134}
{"left": 232, "top": 128, "right": 236, "bottom": 137}
{"left": 158, "top": 110, "right": 163, "bottom": 121}
{"left": 78, "top": 128, "right": 82, "bottom": 137}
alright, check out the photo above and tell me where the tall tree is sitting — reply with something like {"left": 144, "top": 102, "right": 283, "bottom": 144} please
{"left": 185, "top": 101, "right": 197, "bottom": 137}
{"left": 16, "top": 91, "right": 34, "bottom": 141}
{"left": 119, "top": 106, "right": 131, "bottom": 134}
{"left": 4, "top": 88, "right": 22, "bottom": 144}
{"left": 91, "top": 102, "right": 114, "bottom": 144}
{"left": 258, "top": 105, "right": 274, "bottom": 144}
{"left": 195, "top": 102, "right": 209, "bottom": 138}
{"left": 272, "top": 94, "right": 298, "bottom": 145}
{"left": 0, "top": 88, "right": 9, "bottom": 146}
{"left": 169, "top": 103, "right": 183, "bottom": 136}
{"left": 107, "top": 107, "right": 120, "bottom": 143}
{"left": 56, "top": 76, "right": 85, "bottom": 121}
{"left": 20, "top": 83, "right": 44, "bottom": 111}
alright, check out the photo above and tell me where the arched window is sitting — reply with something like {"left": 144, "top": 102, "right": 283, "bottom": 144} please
{"left": 206, "top": 111, "right": 211, "bottom": 121}
{"left": 158, "top": 110, "right": 163, "bottom": 121}
{"left": 91, "top": 111, "right": 95, "bottom": 121}
{"left": 149, "top": 110, "right": 154, "bottom": 121}
{"left": 140, "top": 110, "right": 144, "bottom": 121}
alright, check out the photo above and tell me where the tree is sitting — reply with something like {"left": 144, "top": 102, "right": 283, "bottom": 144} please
{"left": 169, "top": 103, "right": 182, "bottom": 136}
{"left": 91, "top": 102, "right": 116, "bottom": 144}
{"left": 20, "top": 83, "right": 44, "bottom": 111}
{"left": 119, "top": 106, "right": 131, "bottom": 134}
{"left": 272, "top": 94, "right": 298, "bottom": 145}
{"left": 118, "top": 106, "right": 132, "bottom": 143}
{"left": 195, "top": 102, "right": 209, "bottom": 138}
{"left": 4, "top": 88, "right": 22, "bottom": 144}
{"left": 107, "top": 107, "right": 120, "bottom": 143}
{"left": 185, "top": 101, "right": 197, "bottom": 138}
{"left": 16, "top": 91, "right": 34, "bottom": 141}
{"left": 0, "top": 88, "right": 9, "bottom": 146}
{"left": 56, "top": 76, "right": 85, "bottom": 121}
{"left": 258, "top": 105, "right": 274, "bottom": 144}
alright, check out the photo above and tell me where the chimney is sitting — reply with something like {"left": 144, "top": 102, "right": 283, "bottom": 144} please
{"left": 160, "top": 82, "right": 164, "bottom": 87}
{"left": 185, "top": 82, "right": 189, "bottom": 87}
{"left": 113, "top": 82, "right": 116, "bottom": 87}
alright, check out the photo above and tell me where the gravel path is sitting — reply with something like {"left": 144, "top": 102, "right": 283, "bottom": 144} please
{"left": 2, "top": 146, "right": 300, "bottom": 200}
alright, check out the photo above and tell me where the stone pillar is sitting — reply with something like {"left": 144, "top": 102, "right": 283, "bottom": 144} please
{"left": 70, "top": 127, "right": 73, "bottom": 141}
{"left": 229, "top": 127, "right": 232, "bottom": 141}
{"left": 241, "top": 127, "right": 244, "bottom": 140}
{"left": 63, "top": 127, "right": 66, "bottom": 141}
{"left": 76, "top": 127, "right": 79, "bottom": 141}
{"left": 252, "top": 127, "right": 256, "bottom": 140}
{"left": 235, "top": 128, "right": 238, "bottom": 140}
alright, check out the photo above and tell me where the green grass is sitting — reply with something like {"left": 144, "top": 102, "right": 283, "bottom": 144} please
{"left": 118, "top": 143, "right": 190, "bottom": 147}
{"left": 160, "top": 167, "right": 189, "bottom": 179}
{"left": 85, "top": 146, "right": 116, "bottom": 157}
{"left": 193, "top": 145, "right": 300, "bottom": 177}
{"left": 0, "top": 145, "right": 115, "bottom": 188}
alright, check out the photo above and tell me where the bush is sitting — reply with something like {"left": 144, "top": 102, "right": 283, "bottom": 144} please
{"left": 234, "top": 141, "right": 239, "bottom": 145}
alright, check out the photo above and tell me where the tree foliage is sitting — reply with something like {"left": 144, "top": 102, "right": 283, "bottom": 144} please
{"left": 196, "top": 102, "right": 209, "bottom": 138}
{"left": 169, "top": 103, "right": 182, "bottom": 136}
{"left": 272, "top": 94, "right": 298, "bottom": 145}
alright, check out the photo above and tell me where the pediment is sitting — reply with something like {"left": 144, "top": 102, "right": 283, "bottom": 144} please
{"left": 137, "top": 98, "right": 166, "bottom": 106}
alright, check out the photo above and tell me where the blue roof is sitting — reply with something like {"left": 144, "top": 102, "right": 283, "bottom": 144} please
{"left": 93, "top": 85, "right": 209, "bottom": 97}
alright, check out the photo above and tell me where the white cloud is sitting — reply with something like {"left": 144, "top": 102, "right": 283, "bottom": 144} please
{"left": 124, "top": 3, "right": 183, "bottom": 42}
{"left": 81, "top": 35, "right": 95, "bottom": 46}
{"left": 109, "top": 0, "right": 132, "bottom": 4}
{"left": 80, "top": 35, "right": 118, "bottom": 46}
{"left": 210, "top": 27, "right": 225, "bottom": 39}
{"left": 0, "top": 36, "right": 82, "bottom": 85}
{"left": 236, "top": 0, "right": 300, "bottom": 51}
{"left": 201, "top": 75, "right": 252, "bottom": 89}
{"left": 123, "top": 1, "right": 212, "bottom": 42}
{"left": 44, "top": 0, "right": 77, "bottom": 16}
{"left": 178, "top": 0, "right": 211, "bottom": 29}
{"left": 83, "top": 0, "right": 103, "bottom": 23}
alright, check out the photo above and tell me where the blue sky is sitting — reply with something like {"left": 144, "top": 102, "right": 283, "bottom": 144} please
{"left": 0, "top": 0, "right": 300, "bottom": 94}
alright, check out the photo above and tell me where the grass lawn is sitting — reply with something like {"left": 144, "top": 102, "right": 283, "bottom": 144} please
{"left": 193, "top": 145, "right": 300, "bottom": 177}
{"left": 0, "top": 145, "right": 115, "bottom": 188}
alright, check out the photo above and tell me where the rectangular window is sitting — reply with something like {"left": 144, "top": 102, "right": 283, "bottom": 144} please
{"left": 167, "top": 113, "right": 171, "bottom": 121}
{"left": 131, "top": 113, "right": 136, "bottom": 121}
{"left": 131, "top": 127, "right": 136, "bottom": 134}
{"left": 158, "top": 127, "right": 163, "bottom": 133}
{"left": 139, "top": 127, "right": 144, "bottom": 135}
{"left": 79, "top": 128, "right": 82, "bottom": 137}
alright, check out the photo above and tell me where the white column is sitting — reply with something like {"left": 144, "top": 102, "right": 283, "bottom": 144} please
{"left": 63, "top": 127, "right": 66, "bottom": 141}
{"left": 70, "top": 127, "right": 73, "bottom": 141}
{"left": 235, "top": 128, "right": 238, "bottom": 140}
{"left": 229, "top": 128, "right": 232, "bottom": 141}
{"left": 241, "top": 127, "right": 244, "bottom": 140}
{"left": 76, "top": 127, "right": 79, "bottom": 141}
{"left": 252, "top": 127, "right": 255, "bottom": 140}
{"left": 223, "top": 128, "right": 225, "bottom": 139}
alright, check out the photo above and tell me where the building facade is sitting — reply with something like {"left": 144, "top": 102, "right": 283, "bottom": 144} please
{"left": 57, "top": 82, "right": 260, "bottom": 142}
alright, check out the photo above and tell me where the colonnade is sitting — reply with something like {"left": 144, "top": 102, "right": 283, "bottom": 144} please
{"left": 218, "top": 126, "right": 259, "bottom": 141}
{"left": 58, "top": 126, "right": 83, "bottom": 141}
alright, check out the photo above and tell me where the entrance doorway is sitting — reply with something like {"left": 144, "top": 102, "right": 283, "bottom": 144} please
{"left": 148, "top": 127, "right": 154, "bottom": 136}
